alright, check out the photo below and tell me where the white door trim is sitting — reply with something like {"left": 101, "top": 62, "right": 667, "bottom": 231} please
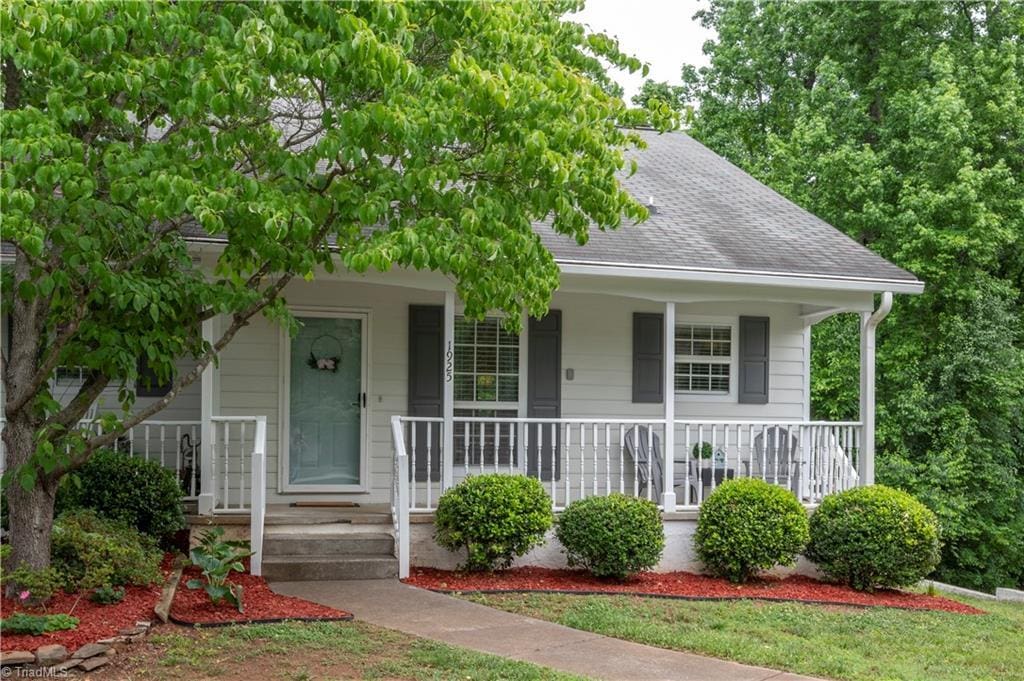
{"left": 279, "top": 306, "right": 371, "bottom": 494}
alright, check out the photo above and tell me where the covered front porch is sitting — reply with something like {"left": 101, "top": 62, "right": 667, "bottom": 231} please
{"left": 36, "top": 270, "right": 895, "bottom": 579}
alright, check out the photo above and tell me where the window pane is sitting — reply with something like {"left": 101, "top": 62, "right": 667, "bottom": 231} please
{"left": 692, "top": 340, "right": 712, "bottom": 356}
{"left": 692, "top": 326, "right": 712, "bottom": 340}
{"left": 498, "top": 346, "right": 518, "bottom": 373}
{"left": 476, "top": 318, "right": 498, "bottom": 346}
{"left": 712, "top": 326, "right": 731, "bottom": 341}
{"left": 712, "top": 341, "right": 731, "bottom": 357}
{"left": 691, "top": 374, "right": 710, "bottom": 391}
{"left": 454, "top": 375, "right": 474, "bottom": 401}
{"left": 454, "top": 317, "right": 475, "bottom": 344}
{"left": 499, "top": 326, "right": 518, "bottom": 346}
{"left": 454, "top": 345, "right": 474, "bottom": 372}
{"left": 475, "top": 374, "right": 497, "bottom": 401}
{"left": 476, "top": 345, "right": 497, "bottom": 373}
{"left": 676, "top": 339, "right": 693, "bottom": 355}
{"left": 498, "top": 375, "right": 518, "bottom": 402}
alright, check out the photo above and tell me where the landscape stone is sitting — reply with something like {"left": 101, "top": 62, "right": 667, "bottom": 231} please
{"left": 78, "top": 655, "right": 111, "bottom": 671}
{"left": 49, "top": 659, "right": 82, "bottom": 673}
{"left": 0, "top": 650, "right": 35, "bottom": 666}
{"left": 35, "top": 644, "right": 68, "bottom": 666}
{"left": 72, "top": 643, "right": 111, "bottom": 659}
{"left": 119, "top": 625, "right": 148, "bottom": 636}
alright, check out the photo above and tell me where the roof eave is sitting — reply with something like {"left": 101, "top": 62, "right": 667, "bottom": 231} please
{"left": 556, "top": 260, "right": 925, "bottom": 295}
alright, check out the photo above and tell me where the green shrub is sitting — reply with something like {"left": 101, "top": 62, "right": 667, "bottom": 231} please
{"left": 51, "top": 510, "right": 162, "bottom": 591}
{"left": 556, "top": 494, "right": 664, "bottom": 579}
{"left": 692, "top": 441, "right": 714, "bottom": 459}
{"left": 0, "top": 565, "right": 64, "bottom": 605}
{"left": 90, "top": 585, "right": 126, "bottom": 605}
{"left": 57, "top": 448, "right": 186, "bottom": 542}
{"left": 806, "top": 485, "right": 941, "bottom": 591}
{"left": 435, "top": 474, "right": 554, "bottom": 571}
{"left": 0, "top": 613, "right": 78, "bottom": 635}
{"left": 695, "top": 478, "right": 809, "bottom": 583}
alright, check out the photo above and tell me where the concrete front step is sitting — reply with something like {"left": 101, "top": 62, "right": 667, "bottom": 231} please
{"left": 263, "top": 532, "right": 394, "bottom": 557}
{"left": 262, "top": 554, "right": 399, "bottom": 581}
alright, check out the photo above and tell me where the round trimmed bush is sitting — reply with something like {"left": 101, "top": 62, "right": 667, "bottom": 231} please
{"left": 434, "top": 474, "right": 554, "bottom": 571}
{"left": 695, "top": 478, "right": 809, "bottom": 583}
{"left": 556, "top": 494, "right": 664, "bottom": 579}
{"left": 57, "top": 448, "right": 186, "bottom": 543}
{"left": 806, "top": 485, "right": 940, "bottom": 591}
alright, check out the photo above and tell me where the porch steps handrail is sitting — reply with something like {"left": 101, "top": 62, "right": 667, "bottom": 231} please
{"left": 390, "top": 415, "right": 411, "bottom": 579}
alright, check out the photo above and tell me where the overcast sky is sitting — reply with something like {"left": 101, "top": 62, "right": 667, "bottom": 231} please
{"left": 570, "top": 0, "right": 715, "bottom": 102}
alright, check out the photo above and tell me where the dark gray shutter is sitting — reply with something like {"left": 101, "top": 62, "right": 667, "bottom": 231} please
{"left": 632, "top": 312, "right": 664, "bottom": 403}
{"left": 527, "top": 311, "right": 561, "bottom": 481}
{"left": 738, "top": 316, "right": 770, "bottom": 404}
{"left": 408, "top": 305, "right": 443, "bottom": 481}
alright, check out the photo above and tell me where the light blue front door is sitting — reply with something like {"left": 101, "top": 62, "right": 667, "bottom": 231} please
{"left": 288, "top": 315, "right": 364, "bottom": 488}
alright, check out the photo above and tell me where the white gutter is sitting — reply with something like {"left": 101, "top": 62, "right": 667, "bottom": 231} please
{"left": 858, "top": 291, "right": 893, "bottom": 485}
{"left": 558, "top": 261, "right": 924, "bottom": 295}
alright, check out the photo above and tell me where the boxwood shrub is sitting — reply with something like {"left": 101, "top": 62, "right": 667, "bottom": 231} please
{"left": 58, "top": 448, "right": 186, "bottom": 543}
{"left": 806, "top": 485, "right": 941, "bottom": 591}
{"left": 434, "top": 474, "right": 553, "bottom": 571}
{"left": 556, "top": 494, "right": 664, "bottom": 579}
{"left": 695, "top": 478, "right": 809, "bottom": 583}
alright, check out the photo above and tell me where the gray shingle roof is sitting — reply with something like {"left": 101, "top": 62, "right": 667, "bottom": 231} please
{"left": 2, "top": 128, "right": 919, "bottom": 289}
{"left": 538, "top": 129, "right": 919, "bottom": 286}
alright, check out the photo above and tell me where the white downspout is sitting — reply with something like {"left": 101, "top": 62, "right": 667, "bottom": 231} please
{"left": 858, "top": 292, "right": 893, "bottom": 486}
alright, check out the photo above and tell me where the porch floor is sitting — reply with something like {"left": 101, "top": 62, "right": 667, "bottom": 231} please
{"left": 270, "top": 579, "right": 822, "bottom": 681}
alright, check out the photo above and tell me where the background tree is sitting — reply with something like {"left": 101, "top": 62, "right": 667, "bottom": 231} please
{"left": 631, "top": 79, "right": 687, "bottom": 113}
{"left": 681, "top": 0, "right": 1024, "bottom": 590}
{"left": 0, "top": 0, "right": 668, "bottom": 579}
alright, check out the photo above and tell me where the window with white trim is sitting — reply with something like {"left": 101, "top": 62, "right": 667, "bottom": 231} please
{"left": 453, "top": 316, "right": 520, "bottom": 464}
{"left": 675, "top": 323, "right": 734, "bottom": 394}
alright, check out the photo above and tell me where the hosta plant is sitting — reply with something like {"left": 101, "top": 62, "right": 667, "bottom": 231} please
{"left": 186, "top": 528, "right": 252, "bottom": 612}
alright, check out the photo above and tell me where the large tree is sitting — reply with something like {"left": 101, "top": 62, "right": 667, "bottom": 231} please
{"left": 0, "top": 0, "right": 669, "bottom": 578}
{"left": 681, "top": 0, "right": 1024, "bottom": 589}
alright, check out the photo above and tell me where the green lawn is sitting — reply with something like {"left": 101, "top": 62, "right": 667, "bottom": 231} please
{"left": 111, "top": 620, "right": 587, "bottom": 680}
{"left": 461, "top": 593, "right": 1023, "bottom": 681}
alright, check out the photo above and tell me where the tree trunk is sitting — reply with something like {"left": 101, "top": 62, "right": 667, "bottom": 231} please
{"left": 2, "top": 413, "right": 57, "bottom": 596}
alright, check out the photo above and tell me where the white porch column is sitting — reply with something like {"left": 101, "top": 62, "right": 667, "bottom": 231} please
{"left": 442, "top": 291, "right": 455, "bottom": 490}
{"left": 662, "top": 301, "right": 677, "bottom": 511}
{"left": 198, "top": 317, "right": 216, "bottom": 515}
{"left": 858, "top": 292, "right": 893, "bottom": 486}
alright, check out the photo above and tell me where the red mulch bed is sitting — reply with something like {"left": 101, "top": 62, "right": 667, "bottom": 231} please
{"left": 0, "top": 582, "right": 163, "bottom": 653}
{"left": 405, "top": 567, "right": 984, "bottom": 615}
{"left": 168, "top": 564, "right": 352, "bottom": 626}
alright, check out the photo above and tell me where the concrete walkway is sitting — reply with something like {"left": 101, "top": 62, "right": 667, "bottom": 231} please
{"left": 271, "top": 579, "right": 823, "bottom": 681}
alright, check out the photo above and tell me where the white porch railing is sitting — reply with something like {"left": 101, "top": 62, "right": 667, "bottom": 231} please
{"left": 390, "top": 415, "right": 862, "bottom": 577}
{"left": 0, "top": 415, "right": 268, "bottom": 575}
{"left": 391, "top": 416, "right": 860, "bottom": 513}
{"left": 0, "top": 418, "right": 203, "bottom": 498}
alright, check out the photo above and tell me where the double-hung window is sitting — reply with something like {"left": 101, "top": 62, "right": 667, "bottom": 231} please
{"left": 675, "top": 321, "right": 735, "bottom": 396}
{"left": 452, "top": 316, "right": 519, "bottom": 464}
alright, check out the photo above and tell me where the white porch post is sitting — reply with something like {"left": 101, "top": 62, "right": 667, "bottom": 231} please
{"left": 198, "top": 317, "right": 216, "bottom": 515}
{"left": 662, "top": 301, "right": 677, "bottom": 511}
{"left": 442, "top": 291, "right": 455, "bottom": 490}
{"left": 859, "top": 292, "right": 893, "bottom": 486}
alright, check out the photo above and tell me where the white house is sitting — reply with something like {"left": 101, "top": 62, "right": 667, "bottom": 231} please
{"left": 5, "top": 130, "right": 924, "bottom": 580}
